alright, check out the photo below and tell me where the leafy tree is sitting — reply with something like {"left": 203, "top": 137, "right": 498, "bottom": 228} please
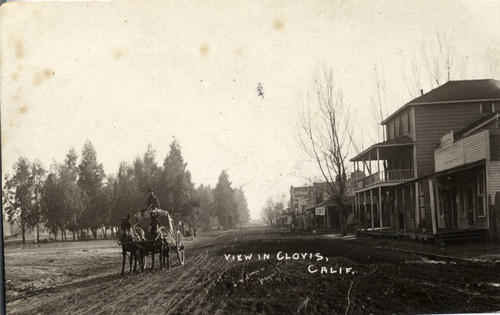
{"left": 77, "top": 140, "right": 105, "bottom": 238}
{"left": 95, "top": 176, "right": 115, "bottom": 238}
{"left": 112, "top": 162, "right": 140, "bottom": 229}
{"left": 196, "top": 184, "right": 216, "bottom": 231}
{"left": 133, "top": 144, "right": 160, "bottom": 201}
{"left": 41, "top": 167, "right": 64, "bottom": 240}
{"left": 214, "top": 170, "right": 237, "bottom": 230}
{"left": 160, "top": 141, "right": 198, "bottom": 224}
{"left": 30, "top": 160, "right": 46, "bottom": 242}
{"left": 234, "top": 187, "right": 250, "bottom": 225}
{"left": 61, "top": 148, "right": 87, "bottom": 240}
{"left": 2, "top": 157, "right": 42, "bottom": 244}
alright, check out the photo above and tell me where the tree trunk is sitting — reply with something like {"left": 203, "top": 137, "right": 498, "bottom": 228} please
{"left": 92, "top": 228, "right": 97, "bottom": 240}
{"left": 53, "top": 228, "right": 58, "bottom": 241}
{"left": 36, "top": 224, "right": 40, "bottom": 243}
{"left": 102, "top": 227, "right": 107, "bottom": 239}
{"left": 339, "top": 204, "right": 347, "bottom": 236}
{"left": 72, "top": 231, "right": 76, "bottom": 241}
{"left": 21, "top": 225, "right": 26, "bottom": 244}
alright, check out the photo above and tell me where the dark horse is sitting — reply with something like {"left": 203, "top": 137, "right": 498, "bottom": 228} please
{"left": 138, "top": 212, "right": 165, "bottom": 271}
{"left": 119, "top": 216, "right": 142, "bottom": 275}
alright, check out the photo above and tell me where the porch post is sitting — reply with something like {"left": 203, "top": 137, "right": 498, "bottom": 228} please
{"left": 370, "top": 189, "right": 374, "bottom": 229}
{"left": 379, "top": 186, "right": 383, "bottom": 228}
{"left": 377, "top": 147, "right": 381, "bottom": 180}
{"left": 415, "top": 182, "right": 420, "bottom": 228}
{"left": 377, "top": 148, "right": 383, "bottom": 228}
{"left": 363, "top": 191, "right": 367, "bottom": 232}
{"left": 395, "top": 187, "right": 399, "bottom": 234}
{"left": 402, "top": 187, "right": 406, "bottom": 233}
{"left": 429, "top": 178, "right": 437, "bottom": 234}
{"left": 368, "top": 152, "right": 372, "bottom": 175}
{"left": 354, "top": 193, "right": 358, "bottom": 231}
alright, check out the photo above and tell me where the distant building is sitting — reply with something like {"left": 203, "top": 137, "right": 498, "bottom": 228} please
{"left": 290, "top": 172, "right": 361, "bottom": 231}
{"left": 290, "top": 185, "right": 315, "bottom": 229}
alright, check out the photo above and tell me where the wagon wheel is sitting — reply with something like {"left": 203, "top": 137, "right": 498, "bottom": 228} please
{"left": 176, "top": 230, "right": 185, "bottom": 265}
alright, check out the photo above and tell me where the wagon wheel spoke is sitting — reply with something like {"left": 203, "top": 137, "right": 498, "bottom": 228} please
{"left": 176, "top": 230, "right": 185, "bottom": 265}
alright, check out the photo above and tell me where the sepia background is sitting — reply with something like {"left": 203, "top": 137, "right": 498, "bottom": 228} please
{"left": 1, "top": 0, "right": 499, "bottom": 219}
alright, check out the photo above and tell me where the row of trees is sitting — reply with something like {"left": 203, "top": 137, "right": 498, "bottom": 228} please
{"left": 197, "top": 171, "right": 250, "bottom": 231}
{"left": 3, "top": 140, "right": 250, "bottom": 243}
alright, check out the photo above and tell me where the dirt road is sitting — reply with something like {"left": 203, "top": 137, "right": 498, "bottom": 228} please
{"left": 5, "top": 226, "right": 500, "bottom": 314}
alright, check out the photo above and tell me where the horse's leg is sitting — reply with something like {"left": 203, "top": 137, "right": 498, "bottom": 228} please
{"left": 151, "top": 248, "right": 155, "bottom": 270}
{"left": 139, "top": 248, "right": 145, "bottom": 271}
{"left": 133, "top": 249, "right": 138, "bottom": 272}
{"left": 129, "top": 250, "right": 133, "bottom": 274}
{"left": 159, "top": 243, "right": 163, "bottom": 270}
{"left": 166, "top": 245, "right": 170, "bottom": 269}
{"left": 121, "top": 248, "right": 126, "bottom": 275}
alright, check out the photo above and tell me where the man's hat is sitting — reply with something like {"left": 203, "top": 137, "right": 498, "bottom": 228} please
{"left": 148, "top": 188, "right": 155, "bottom": 193}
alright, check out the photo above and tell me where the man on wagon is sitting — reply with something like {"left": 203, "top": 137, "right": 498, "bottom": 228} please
{"left": 146, "top": 188, "right": 160, "bottom": 211}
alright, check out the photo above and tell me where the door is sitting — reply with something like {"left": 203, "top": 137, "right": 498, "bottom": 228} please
{"left": 466, "top": 186, "right": 475, "bottom": 227}
{"left": 451, "top": 189, "right": 458, "bottom": 228}
{"left": 443, "top": 190, "right": 453, "bottom": 228}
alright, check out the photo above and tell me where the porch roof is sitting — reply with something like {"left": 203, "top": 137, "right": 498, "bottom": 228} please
{"left": 350, "top": 136, "right": 414, "bottom": 162}
{"left": 306, "top": 200, "right": 336, "bottom": 210}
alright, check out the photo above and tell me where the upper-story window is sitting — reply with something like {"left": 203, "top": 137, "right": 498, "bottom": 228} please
{"left": 481, "top": 102, "right": 493, "bottom": 114}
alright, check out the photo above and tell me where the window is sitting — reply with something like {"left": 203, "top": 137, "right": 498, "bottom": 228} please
{"left": 481, "top": 102, "right": 493, "bottom": 114}
{"left": 477, "top": 172, "right": 486, "bottom": 216}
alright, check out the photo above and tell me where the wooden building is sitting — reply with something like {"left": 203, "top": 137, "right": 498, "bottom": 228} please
{"left": 351, "top": 79, "right": 500, "bottom": 243}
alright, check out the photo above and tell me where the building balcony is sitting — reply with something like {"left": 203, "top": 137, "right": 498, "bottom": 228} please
{"left": 351, "top": 135, "right": 416, "bottom": 192}
{"left": 355, "top": 169, "right": 415, "bottom": 190}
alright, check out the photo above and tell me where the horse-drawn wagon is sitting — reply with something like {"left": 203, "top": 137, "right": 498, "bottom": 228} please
{"left": 118, "top": 208, "right": 185, "bottom": 274}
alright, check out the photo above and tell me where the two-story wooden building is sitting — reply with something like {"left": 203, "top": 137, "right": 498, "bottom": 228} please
{"left": 351, "top": 79, "right": 500, "bottom": 243}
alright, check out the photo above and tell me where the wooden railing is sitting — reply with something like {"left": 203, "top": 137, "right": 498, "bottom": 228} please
{"left": 355, "top": 169, "right": 414, "bottom": 190}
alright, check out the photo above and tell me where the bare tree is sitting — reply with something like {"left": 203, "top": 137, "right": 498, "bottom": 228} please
{"left": 299, "top": 69, "right": 353, "bottom": 235}
{"left": 486, "top": 48, "right": 499, "bottom": 78}
{"left": 404, "top": 31, "right": 465, "bottom": 99}
{"left": 370, "top": 66, "right": 393, "bottom": 142}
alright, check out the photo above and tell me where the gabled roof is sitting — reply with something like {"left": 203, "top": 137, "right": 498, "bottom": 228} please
{"left": 381, "top": 79, "right": 500, "bottom": 125}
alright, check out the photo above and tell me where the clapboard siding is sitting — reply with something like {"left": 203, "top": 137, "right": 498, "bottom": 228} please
{"left": 464, "top": 131, "right": 488, "bottom": 164}
{"left": 490, "top": 162, "right": 500, "bottom": 237}
{"left": 387, "top": 121, "right": 394, "bottom": 140}
{"left": 490, "top": 162, "right": 500, "bottom": 205}
{"left": 385, "top": 108, "right": 414, "bottom": 141}
{"left": 414, "top": 103, "right": 483, "bottom": 177}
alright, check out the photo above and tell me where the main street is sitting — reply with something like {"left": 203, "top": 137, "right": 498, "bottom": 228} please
{"left": 5, "top": 225, "right": 500, "bottom": 314}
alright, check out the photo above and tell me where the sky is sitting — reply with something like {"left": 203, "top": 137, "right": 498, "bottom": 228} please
{"left": 1, "top": 0, "right": 499, "bottom": 220}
